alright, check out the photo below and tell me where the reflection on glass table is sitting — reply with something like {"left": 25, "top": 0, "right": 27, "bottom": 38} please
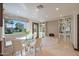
{"left": 16, "top": 35, "right": 36, "bottom": 56}
{"left": 25, "top": 39, "right": 36, "bottom": 56}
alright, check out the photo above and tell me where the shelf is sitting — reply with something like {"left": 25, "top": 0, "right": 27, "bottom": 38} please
{"left": 58, "top": 16, "right": 72, "bottom": 42}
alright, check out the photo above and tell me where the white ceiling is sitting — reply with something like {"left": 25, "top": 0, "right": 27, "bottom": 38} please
{"left": 3, "top": 3, "right": 79, "bottom": 22}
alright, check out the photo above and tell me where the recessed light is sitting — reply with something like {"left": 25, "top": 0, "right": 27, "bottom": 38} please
{"left": 56, "top": 8, "right": 59, "bottom": 11}
{"left": 60, "top": 14, "right": 62, "bottom": 17}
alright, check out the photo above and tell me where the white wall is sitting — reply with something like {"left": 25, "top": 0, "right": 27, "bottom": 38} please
{"left": 46, "top": 13, "right": 78, "bottom": 49}
{"left": 46, "top": 20, "right": 58, "bottom": 37}
{"left": 72, "top": 11, "right": 79, "bottom": 49}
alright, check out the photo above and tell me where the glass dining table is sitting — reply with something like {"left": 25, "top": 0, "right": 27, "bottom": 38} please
{"left": 16, "top": 36, "right": 36, "bottom": 56}
{"left": 25, "top": 39, "right": 36, "bottom": 56}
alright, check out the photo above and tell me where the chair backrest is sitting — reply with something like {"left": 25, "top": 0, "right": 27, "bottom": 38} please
{"left": 2, "top": 36, "right": 14, "bottom": 56}
{"left": 2, "top": 36, "right": 23, "bottom": 56}
{"left": 35, "top": 38, "right": 42, "bottom": 48}
{"left": 12, "top": 40, "right": 23, "bottom": 53}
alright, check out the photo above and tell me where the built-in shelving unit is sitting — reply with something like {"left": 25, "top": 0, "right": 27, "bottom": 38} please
{"left": 39, "top": 22, "right": 46, "bottom": 38}
{"left": 58, "top": 16, "right": 72, "bottom": 44}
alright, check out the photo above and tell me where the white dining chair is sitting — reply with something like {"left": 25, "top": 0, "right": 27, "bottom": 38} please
{"left": 12, "top": 39, "right": 23, "bottom": 56}
{"left": 34, "top": 38, "right": 42, "bottom": 56}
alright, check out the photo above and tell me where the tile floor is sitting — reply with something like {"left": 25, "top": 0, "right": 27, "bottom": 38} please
{"left": 35, "top": 37, "right": 79, "bottom": 56}
{"left": 23, "top": 36, "right": 79, "bottom": 56}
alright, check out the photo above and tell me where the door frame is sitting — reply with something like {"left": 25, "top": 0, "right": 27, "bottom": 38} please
{"left": 74, "top": 14, "right": 79, "bottom": 51}
{"left": 77, "top": 14, "right": 79, "bottom": 50}
{"left": 32, "top": 22, "right": 39, "bottom": 38}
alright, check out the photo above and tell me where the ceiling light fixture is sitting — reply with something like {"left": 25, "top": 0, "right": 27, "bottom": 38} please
{"left": 37, "top": 5, "right": 44, "bottom": 9}
{"left": 35, "top": 5, "right": 44, "bottom": 12}
{"left": 56, "top": 8, "right": 59, "bottom": 11}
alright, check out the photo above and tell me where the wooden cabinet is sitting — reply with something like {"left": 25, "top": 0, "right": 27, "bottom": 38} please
{"left": 0, "top": 3, "right": 3, "bottom": 27}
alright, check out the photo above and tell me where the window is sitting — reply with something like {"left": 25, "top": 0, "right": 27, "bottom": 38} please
{"left": 4, "top": 18, "right": 27, "bottom": 34}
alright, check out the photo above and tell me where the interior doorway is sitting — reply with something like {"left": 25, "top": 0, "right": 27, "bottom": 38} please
{"left": 32, "top": 22, "right": 39, "bottom": 39}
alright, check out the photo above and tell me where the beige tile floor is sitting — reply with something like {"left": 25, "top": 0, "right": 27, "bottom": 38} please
{"left": 35, "top": 37, "right": 79, "bottom": 56}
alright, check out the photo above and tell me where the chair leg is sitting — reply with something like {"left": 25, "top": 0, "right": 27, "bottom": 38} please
{"left": 21, "top": 51, "right": 23, "bottom": 56}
